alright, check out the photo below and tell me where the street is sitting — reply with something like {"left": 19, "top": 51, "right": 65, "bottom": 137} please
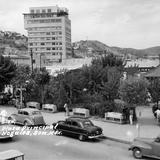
{"left": 0, "top": 133, "right": 135, "bottom": 160}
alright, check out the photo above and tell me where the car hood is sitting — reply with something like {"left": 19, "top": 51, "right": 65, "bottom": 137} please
{"left": 134, "top": 137, "right": 154, "bottom": 143}
{"left": 84, "top": 126, "right": 102, "bottom": 133}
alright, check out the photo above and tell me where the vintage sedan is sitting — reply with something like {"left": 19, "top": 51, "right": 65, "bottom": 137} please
{"left": 129, "top": 136, "right": 160, "bottom": 159}
{"left": 53, "top": 116, "right": 103, "bottom": 141}
{"left": 0, "top": 117, "right": 15, "bottom": 140}
{"left": 9, "top": 108, "right": 46, "bottom": 126}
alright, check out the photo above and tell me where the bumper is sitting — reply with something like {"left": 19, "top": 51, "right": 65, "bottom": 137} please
{"left": 88, "top": 134, "right": 104, "bottom": 139}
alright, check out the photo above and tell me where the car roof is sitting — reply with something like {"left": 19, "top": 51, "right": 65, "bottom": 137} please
{"left": 19, "top": 108, "right": 40, "bottom": 113}
{"left": 67, "top": 116, "right": 90, "bottom": 122}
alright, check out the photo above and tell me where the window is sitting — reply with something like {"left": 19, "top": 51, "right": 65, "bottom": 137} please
{"left": 72, "top": 121, "right": 80, "bottom": 127}
{"left": 23, "top": 111, "right": 29, "bottom": 115}
{"left": 46, "top": 32, "right": 50, "bottom": 35}
{"left": 36, "top": 10, "right": 40, "bottom": 13}
{"left": 52, "top": 42, "right": 55, "bottom": 45}
{"left": 41, "top": 43, "right": 45, "bottom": 45}
{"left": 48, "top": 9, "right": 51, "bottom": 13}
{"left": 46, "top": 48, "right": 51, "bottom": 50}
{"left": 42, "top": 9, "right": 46, "bottom": 13}
{"left": 66, "top": 120, "right": 72, "bottom": 125}
{"left": 31, "top": 10, "right": 34, "bottom": 13}
{"left": 52, "top": 47, "right": 55, "bottom": 50}
{"left": 32, "top": 111, "right": 41, "bottom": 115}
{"left": 29, "top": 43, "right": 33, "bottom": 46}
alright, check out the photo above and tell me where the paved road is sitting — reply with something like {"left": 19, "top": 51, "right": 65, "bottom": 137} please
{"left": 0, "top": 131, "right": 149, "bottom": 160}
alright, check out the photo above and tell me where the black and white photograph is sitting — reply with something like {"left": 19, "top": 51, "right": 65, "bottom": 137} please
{"left": 0, "top": 0, "right": 160, "bottom": 159}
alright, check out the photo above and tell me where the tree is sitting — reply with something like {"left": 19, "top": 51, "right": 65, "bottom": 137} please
{"left": 11, "top": 65, "right": 31, "bottom": 87}
{"left": 0, "top": 55, "right": 16, "bottom": 92}
{"left": 31, "top": 68, "right": 50, "bottom": 105}
{"left": 148, "top": 79, "right": 160, "bottom": 105}
{"left": 119, "top": 77, "right": 149, "bottom": 105}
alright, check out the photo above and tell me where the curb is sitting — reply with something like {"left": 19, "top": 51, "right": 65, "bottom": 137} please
{"left": 105, "top": 136, "right": 131, "bottom": 145}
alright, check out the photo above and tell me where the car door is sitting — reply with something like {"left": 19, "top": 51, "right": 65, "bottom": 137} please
{"left": 18, "top": 111, "right": 28, "bottom": 124}
{"left": 152, "top": 138, "right": 160, "bottom": 157}
{"left": 70, "top": 120, "right": 84, "bottom": 136}
{"left": 16, "top": 110, "right": 24, "bottom": 123}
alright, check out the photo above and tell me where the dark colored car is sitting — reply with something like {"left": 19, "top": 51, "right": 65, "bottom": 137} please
{"left": 53, "top": 116, "right": 103, "bottom": 141}
{"left": 129, "top": 136, "right": 160, "bottom": 159}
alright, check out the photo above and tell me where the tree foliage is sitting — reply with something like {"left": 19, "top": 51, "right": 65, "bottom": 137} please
{"left": 119, "top": 78, "right": 149, "bottom": 105}
{"left": 0, "top": 55, "right": 16, "bottom": 91}
{"left": 148, "top": 79, "right": 160, "bottom": 104}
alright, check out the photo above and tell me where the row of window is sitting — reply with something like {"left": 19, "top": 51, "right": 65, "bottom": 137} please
{"left": 30, "top": 9, "right": 52, "bottom": 14}
{"left": 30, "top": 47, "right": 62, "bottom": 51}
{"left": 29, "top": 36, "right": 62, "bottom": 41}
{"left": 28, "top": 31, "right": 62, "bottom": 36}
{"left": 27, "top": 26, "right": 62, "bottom": 31}
{"left": 27, "top": 19, "right": 62, "bottom": 24}
{"left": 29, "top": 42, "right": 62, "bottom": 46}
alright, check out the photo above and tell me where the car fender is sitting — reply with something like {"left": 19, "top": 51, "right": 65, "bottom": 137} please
{"left": 130, "top": 141, "right": 152, "bottom": 151}
{"left": 23, "top": 118, "right": 34, "bottom": 125}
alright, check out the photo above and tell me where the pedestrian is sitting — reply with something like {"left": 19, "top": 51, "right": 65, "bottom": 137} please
{"left": 64, "top": 103, "right": 69, "bottom": 116}
{"left": 129, "top": 109, "right": 134, "bottom": 125}
{"left": 155, "top": 108, "right": 160, "bottom": 124}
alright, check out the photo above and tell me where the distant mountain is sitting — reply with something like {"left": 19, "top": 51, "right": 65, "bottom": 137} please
{"left": 73, "top": 40, "right": 160, "bottom": 59}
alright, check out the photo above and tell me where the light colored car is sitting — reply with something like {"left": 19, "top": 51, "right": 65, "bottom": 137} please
{"left": 0, "top": 117, "right": 15, "bottom": 140}
{"left": 9, "top": 108, "right": 46, "bottom": 126}
{"left": 129, "top": 136, "right": 160, "bottom": 159}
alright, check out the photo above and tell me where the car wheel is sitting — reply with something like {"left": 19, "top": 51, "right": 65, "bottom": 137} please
{"left": 8, "top": 116, "right": 16, "bottom": 124}
{"left": 133, "top": 148, "right": 142, "bottom": 159}
{"left": 24, "top": 121, "right": 29, "bottom": 126}
{"left": 79, "top": 134, "right": 86, "bottom": 141}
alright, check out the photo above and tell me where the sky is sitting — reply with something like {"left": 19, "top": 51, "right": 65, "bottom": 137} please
{"left": 0, "top": 0, "right": 160, "bottom": 49}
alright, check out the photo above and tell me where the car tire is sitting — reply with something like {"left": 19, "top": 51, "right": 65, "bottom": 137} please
{"left": 24, "top": 121, "right": 29, "bottom": 126}
{"left": 133, "top": 148, "right": 142, "bottom": 159}
{"left": 8, "top": 116, "right": 16, "bottom": 124}
{"left": 79, "top": 134, "right": 86, "bottom": 141}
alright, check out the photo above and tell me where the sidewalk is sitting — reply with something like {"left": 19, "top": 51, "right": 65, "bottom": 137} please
{"left": 0, "top": 105, "right": 159, "bottom": 144}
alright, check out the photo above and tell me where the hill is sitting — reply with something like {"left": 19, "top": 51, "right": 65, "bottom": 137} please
{"left": 0, "top": 30, "right": 28, "bottom": 55}
{"left": 73, "top": 40, "right": 160, "bottom": 59}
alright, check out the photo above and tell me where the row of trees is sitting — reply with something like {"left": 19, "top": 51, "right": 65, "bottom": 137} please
{"left": 1, "top": 54, "right": 160, "bottom": 117}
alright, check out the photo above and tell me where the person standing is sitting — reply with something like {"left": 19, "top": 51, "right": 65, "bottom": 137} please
{"left": 129, "top": 109, "right": 134, "bottom": 125}
{"left": 155, "top": 108, "right": 160, "bottom": 124}
{"left": 64, "top": 103, "right": 69, "bottom": 116}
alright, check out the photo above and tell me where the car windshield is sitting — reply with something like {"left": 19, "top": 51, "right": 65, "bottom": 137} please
{"left": 32, "top": 111, "right": 41, "bottom": 115}
{"left": 82, "top": 120, "right": 94, "bottom": 127}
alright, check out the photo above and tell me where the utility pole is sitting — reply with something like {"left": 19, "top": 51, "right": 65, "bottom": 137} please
{"left": 30, "top": 49, "right": 33, "bottom": 73}
{"left": 40, "top": 54, "right": 42, "bottom": 70}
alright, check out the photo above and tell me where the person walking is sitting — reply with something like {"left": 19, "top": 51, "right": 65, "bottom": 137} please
{"left": 64, "top": 103, "right": 69, "bottom": 116}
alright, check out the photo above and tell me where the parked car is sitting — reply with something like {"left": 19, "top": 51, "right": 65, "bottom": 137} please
{"left": 129, "top": 136, "right": 160, "bottom": 159}
{"left": 9, "top": 108, "right": 46, "bottom": 126}
{"left": 52, "top": 116, "right": 103, "bottom": 141}
{"left": 0, "top": 150, "right": 24, "bottom": 160}
{"left": 0, "top": 117, "right": 15, "bottom": 140}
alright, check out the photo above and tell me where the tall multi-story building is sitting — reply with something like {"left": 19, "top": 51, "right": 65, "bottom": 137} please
{"left": 23, "top": 6, "right": 72, "bottom": 67}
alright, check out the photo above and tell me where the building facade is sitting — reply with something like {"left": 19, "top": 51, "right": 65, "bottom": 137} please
{"left": 24, "top": 6, "right": 72, "bottom": 67}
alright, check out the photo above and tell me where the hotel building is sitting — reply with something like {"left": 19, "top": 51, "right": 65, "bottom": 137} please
{"left": 23, "top": 6, "right": 72, "bottom": 67}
